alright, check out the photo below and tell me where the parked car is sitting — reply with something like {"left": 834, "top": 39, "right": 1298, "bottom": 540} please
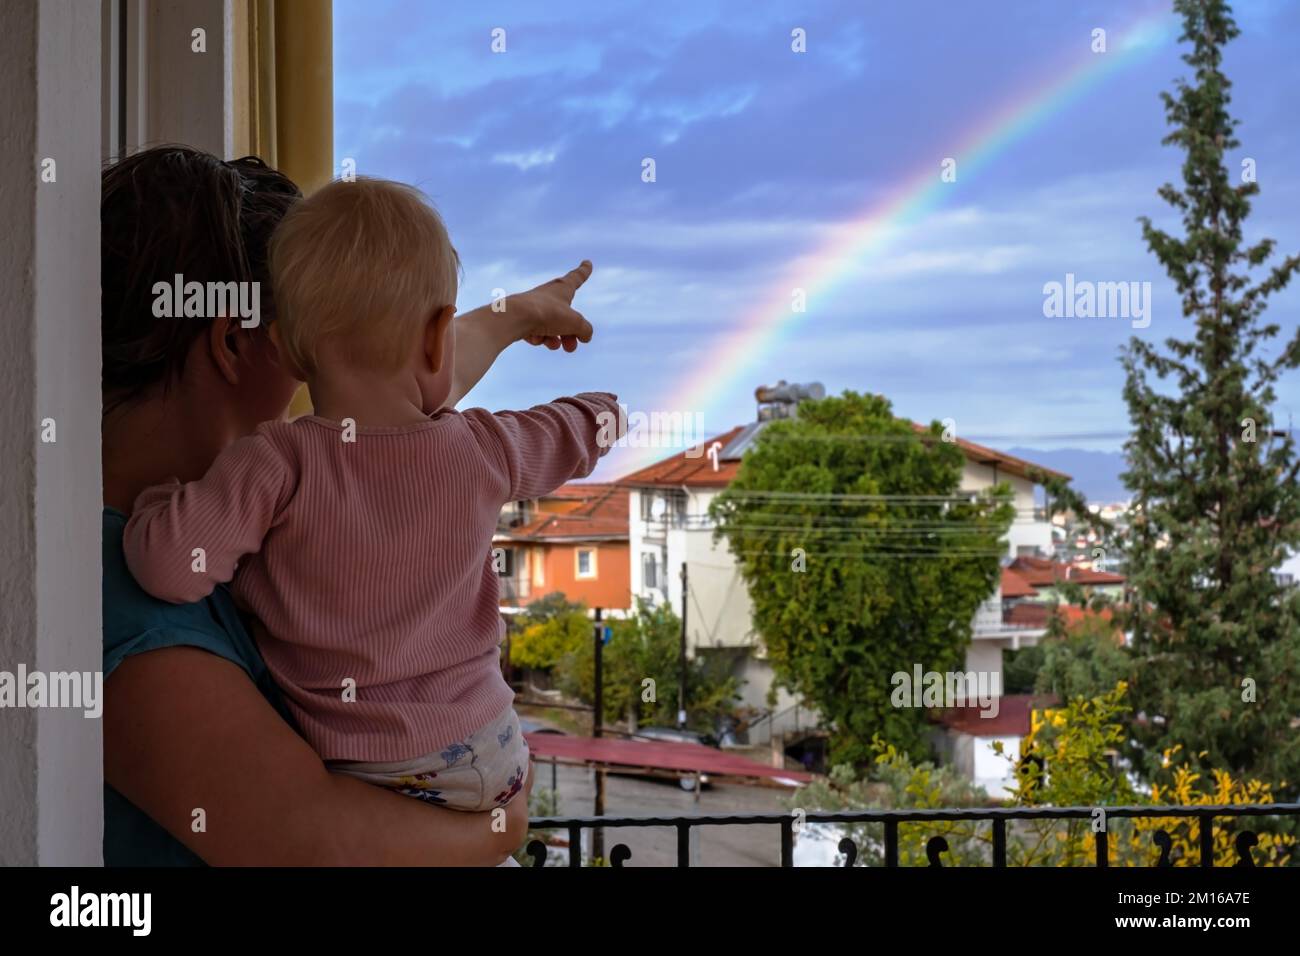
{"left": 628, "top": 726, "right": 718, "bottom": 790}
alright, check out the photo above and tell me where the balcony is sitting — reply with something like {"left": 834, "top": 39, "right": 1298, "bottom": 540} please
{"left": 498, "top": 574, "right": 531, "bottom": 604}
{"left": 522, "top": 803, "right": 1300, "bottom": 867}
{"left": 644, "top": 513, "right": 716, "bottom": 532}
{"left": 970, "top": 598, "right": 1046, "bottom": 641}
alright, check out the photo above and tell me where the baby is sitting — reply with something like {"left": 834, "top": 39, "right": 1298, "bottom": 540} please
{"left": 124, "top": 177, "right": 620, "bottom": 819}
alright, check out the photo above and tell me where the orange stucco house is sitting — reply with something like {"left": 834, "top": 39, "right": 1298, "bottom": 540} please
{"left": 494, "top": 483, "right": 632, "bottom": 613}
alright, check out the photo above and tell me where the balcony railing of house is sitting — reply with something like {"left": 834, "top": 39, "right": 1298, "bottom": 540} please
{"left": 499, "top": 575, "right": 530, "bottom": 603}
{"left": 646, "top": 514, "right": 716, "bottom": 531}
{"left": 523, "top": 804, "right": 1300, "bottom": 867}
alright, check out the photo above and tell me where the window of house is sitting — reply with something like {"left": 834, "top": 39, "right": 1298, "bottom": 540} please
{"left": 576, "top": 548, "right": 597, "bottom": 579}
{"left": 642, "top": 552, "right": 658, "bottom": 590}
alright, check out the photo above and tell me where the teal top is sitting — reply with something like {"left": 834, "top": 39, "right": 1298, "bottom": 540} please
{"left": 102, "top": 507, "right": 292, "bottom": 865}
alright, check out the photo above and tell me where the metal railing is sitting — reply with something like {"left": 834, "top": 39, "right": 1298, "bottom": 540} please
{"left": 644, "top": 514, "right": 715, "bottom": 531}
{"left": 523, "top": 803, "right": 1300, "bottom": 867}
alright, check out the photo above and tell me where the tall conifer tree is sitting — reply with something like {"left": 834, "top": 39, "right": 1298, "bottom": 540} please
{"left": 1120, "top": 0, "right": 1300, "bottom": 788}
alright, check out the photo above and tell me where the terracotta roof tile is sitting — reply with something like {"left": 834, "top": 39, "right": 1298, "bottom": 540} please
{"left": 614, "top": 427, "right": 747, "bottom": 487}
{"left": 502, "top": 482, "right": 629, "bottom": 541}
{"left": 1008, "top": 556, "right": 1125, "bottom": 586}
{"left": 615, "top": 422, "right": 1071, "bottom": 487}
{"left": 932, "top": 693, "right": 1059, "bottom": 737}
{"left": 908, "top": 423, "right": 1071, "bottom": 482}
{"left": 1000, "top": 567, "right": 1038, "bottom": 599}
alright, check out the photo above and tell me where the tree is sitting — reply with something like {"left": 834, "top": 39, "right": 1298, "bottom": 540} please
{"left": 997, "top": 684, "right": 1292, "bottom": 866}
{"left": 555, "top": 598, "right": 740, "bottom": 732}
{"left": 1118, "top": 0, "right": 1300, "bottom": 789}
{"left": 710, "top": 391, "right": 1014, "bottom": 764}
{"left": 509, "top": 606, "right": 590, "bottom": 672}
{"left": 790, "top": 740, "right": 995, "bottom": 868}
{"left": 793, "top": 686, "right": 1294, "bottom": 867}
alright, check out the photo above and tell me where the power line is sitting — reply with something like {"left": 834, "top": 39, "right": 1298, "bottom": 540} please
{"left": 731, "top": 550, "right": 1007, "bottom": 560}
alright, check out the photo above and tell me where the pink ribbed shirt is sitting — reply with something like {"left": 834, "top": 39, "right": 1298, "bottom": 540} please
{"left": 123, "top": 392, "right": 619, "bottom": 761}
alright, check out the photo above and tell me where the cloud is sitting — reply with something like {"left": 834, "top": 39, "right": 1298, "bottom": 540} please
{"left": 491, "top": 147, "right": 560, "bottom": 171}
{"left": 335, "top": 0, "right": 1300, "bottom": 451}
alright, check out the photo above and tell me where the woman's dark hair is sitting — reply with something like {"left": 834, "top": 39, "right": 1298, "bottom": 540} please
{"left": 101, "top": 145, "right": 301, "bottom": 413}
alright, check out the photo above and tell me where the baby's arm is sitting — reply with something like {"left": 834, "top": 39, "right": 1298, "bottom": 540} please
{"left": 465, "top": 392, "right": 623, "bottom": 502}
{"left": 123, "top": 433, "right": 291, "bottom": 604}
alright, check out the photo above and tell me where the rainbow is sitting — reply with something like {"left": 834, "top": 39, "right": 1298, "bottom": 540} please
{"left": 620, "top": 8, "right": 1175, "bottom": 473}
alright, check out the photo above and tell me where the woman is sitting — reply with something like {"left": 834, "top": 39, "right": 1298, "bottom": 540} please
{"left": 101, "top": 145, "right": 593, "bottom": 864}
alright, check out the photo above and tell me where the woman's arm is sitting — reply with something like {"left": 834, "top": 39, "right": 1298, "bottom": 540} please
{"left": 448, "top": 260, "right": 595, "bottom": 408}
{"left": 104, "top": 646, "right": 531, "bottom": 866}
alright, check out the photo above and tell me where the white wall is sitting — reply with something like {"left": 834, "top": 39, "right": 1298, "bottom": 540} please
{"left": 1279, "top": 551, "right": 1300, "bottom": 587}
{"left": 959, "top": 463, "right": 1052, "bottom": 557}
{"left": 682, "top": 521, "right": 754, "bottom": 651}
{"left": 964, "top": 641, "right": 1005, "bottom": 684}
{"left": 973, "top": 735, "right": 1020, "bottom": 797}
{"left": 0, "top": 0, "right": 103, "bottom": 865}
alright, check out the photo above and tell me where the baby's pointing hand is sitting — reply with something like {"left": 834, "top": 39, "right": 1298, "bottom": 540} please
{"left": 518, "top": 260, "right": 595, "bottom": 353}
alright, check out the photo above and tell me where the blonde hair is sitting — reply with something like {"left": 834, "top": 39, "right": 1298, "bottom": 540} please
{"left": 269, "top": 177, "right": 460, "bottom": 375}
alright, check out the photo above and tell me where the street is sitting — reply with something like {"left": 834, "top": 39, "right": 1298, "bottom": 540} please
{"left": 531, "top": 759, "right": 798, "bottom": 867}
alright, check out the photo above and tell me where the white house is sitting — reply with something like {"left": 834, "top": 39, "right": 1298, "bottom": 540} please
{"left": 617, "top": 383, "right": 1065, "bottom": 769}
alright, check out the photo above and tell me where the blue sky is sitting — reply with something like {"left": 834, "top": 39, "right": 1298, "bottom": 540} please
{"left": 333, "top": 0, "right": 1300, "bottom": 483}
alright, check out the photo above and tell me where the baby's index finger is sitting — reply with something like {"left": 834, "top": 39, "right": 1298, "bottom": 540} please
{"left": 563, "top": 260, "right": 593, "bottom": 290}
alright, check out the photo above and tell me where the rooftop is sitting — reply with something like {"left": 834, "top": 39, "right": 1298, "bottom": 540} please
{"left": 500, "top": 482, "right": 629, "bottom": 542}
{"left": 932, "top": 693, "right": 1059, "bottom": 737}
{"left": 616, "top": 419, "right": 1072, "bottom": 488}
{"left": 1008, "top": 555, "right": 1125, "bottom": 587}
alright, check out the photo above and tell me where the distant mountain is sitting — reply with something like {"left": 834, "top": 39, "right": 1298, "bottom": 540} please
{"left": 1006, "top": 447, "right": 1130, "bottom": 504}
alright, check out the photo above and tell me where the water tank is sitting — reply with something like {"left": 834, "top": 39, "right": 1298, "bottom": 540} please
{"left": 754, "top": 380, "right": 825, "bottom": 404}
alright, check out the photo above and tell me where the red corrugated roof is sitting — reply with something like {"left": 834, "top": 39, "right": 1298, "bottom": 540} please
{"left": 525, "top": 733, "right": 815, "bottom": 785}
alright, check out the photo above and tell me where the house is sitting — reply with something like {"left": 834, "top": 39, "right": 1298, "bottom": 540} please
{"left": 494, "top": 483, "right": 632, "bottom": 614}
{"left": 1003, "top": 555, "right": 1126, "bottom": 604}
{"left": 932, "top": 694, "right": 1058, "bottom": 797}
{"left": 618, "top": 382, "right": 1069, "bottom": 749}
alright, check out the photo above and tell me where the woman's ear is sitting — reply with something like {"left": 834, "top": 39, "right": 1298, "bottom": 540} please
{"left": 424, "top": 305, "right": 457, "bottom": 373}
{"left": 207, "top": 316, "right": 243, "bottom": 386}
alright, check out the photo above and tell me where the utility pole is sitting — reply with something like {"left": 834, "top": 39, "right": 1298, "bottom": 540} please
{"left": 592, "top": 607, "right": 605, "bottom": 863}
{"left": 679, "top": 563, "right": 699, "bottom": 867}
{"left": 678, "top": 562, "right": 688, "bottom": 729}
